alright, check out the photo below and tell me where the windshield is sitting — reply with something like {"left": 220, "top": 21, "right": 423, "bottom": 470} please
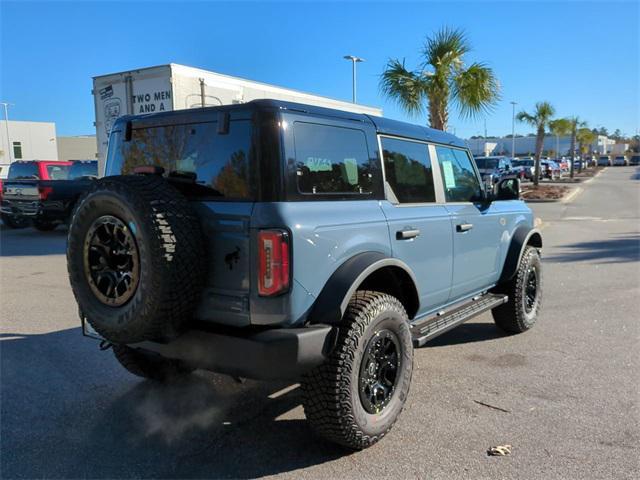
{"left": 8, "top": 162, "right": 39, "bottom": 179}
{"left": 513, "top": 160, "right": 533, "bottom": 167}
{"left": 474, "top": 158, "right": 498, "bottom": 169}
{"left": 69, "top": 162, "right": 97, "bottom": 179}
{"left": 46, "top": 164, "right": 70, "bottom": 180}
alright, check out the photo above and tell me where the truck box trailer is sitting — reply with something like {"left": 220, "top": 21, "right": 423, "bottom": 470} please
{"left": 93, "top": 63, "right": 382, "bottom": 174}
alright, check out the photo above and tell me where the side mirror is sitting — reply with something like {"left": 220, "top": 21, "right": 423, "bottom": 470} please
{"left": 495, "top": 177, "right": 520, "bottom": 201}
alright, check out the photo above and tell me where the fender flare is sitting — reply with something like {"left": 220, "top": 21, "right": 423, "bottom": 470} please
{"left": 499, "top": 226, "right": 543, "bottom": 283}
{"left": 308, "top": 252, "right": 419, "bottom": 325}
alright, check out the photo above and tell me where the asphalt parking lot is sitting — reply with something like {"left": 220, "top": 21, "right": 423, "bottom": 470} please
{"left": 1, "top": 167, "right": 639, "bottom": 479}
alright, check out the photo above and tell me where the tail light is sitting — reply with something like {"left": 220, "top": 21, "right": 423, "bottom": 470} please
{"left": 38, "top": 186, "right": 53, "bottom": 201}
{"left": 258, "top": 229, "right": 290, "bottom": 296}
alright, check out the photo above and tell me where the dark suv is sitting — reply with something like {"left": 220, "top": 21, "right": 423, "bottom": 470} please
{"left": 474, "top": 156, "right": 515, "bottom": 184}
{"left": 67, "top": 100, "right": 542, "bottom": 450}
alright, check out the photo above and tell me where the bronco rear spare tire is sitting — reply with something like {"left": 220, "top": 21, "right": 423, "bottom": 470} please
{"left": 67, "top": 175, "right": 206, "bottom": 344}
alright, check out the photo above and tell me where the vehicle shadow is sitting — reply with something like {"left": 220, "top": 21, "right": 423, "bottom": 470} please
{"left": 0, "top": 225, "right": 68, "bottom": 256}
{"left": 0, "top": 328, "right": 346, "bottom": 479}
{"left": 424, "top": 320, "right": 507, "bottom": 348}
{"left": 631, "top": 167, "right": 640, "bottom": 180}
{"left": 546, "top": 233, "right": 640, "bottom": 264}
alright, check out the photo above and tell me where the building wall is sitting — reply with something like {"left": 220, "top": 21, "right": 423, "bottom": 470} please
{"left": 57, "top": 135, "right": 98, "bottom": 160}
{"left": 467, "top": 134, "right": 619, "bottom": 156}
{"left": 0, "top": 120, "right": 58, "bottom": 162}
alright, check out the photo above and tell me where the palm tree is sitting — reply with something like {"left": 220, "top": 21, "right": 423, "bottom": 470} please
{"left": 568, "top": 117, "right": 587, "bottom": 178}
{"left": 549, "top": 118, "right": 572, "bottom": 159}
{"left": 576, "top": 127, "right": 596, "bottom": 172}
{"left": 516, "top": 102, "right": 556, "bottom": 185}
{"left": 380, "top": 27, "right": 500, "bottom": 131}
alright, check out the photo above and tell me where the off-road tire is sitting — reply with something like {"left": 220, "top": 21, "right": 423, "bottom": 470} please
{"left": 33, "top": 219, "right": 58, "bottom": 231}
{"left": 1, "top": 213, "right": 29, "bottom": 229}
{"left": 301, "top": 291, "right": 413, "bottom": 450}
{"left": 112, "top": 344, "right": 195, "bottom": 381}
{"left": 492, "top": 246, "right": 542, "bottom": 333}
{"left": 67, "top": 175, "right": 206, "bottom": 344}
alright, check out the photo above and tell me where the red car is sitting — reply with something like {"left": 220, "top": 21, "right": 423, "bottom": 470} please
{"left": 1, "top": 160, "right": 73, "bottom": 229}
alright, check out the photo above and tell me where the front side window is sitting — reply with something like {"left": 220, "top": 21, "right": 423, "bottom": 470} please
{"left": 436, "top": 146, "right": 482, "bottom": 203}
{"left": 381, "top": 137, "right": 435, "bottom": 203}
{"left": 293, "top": 122, "right": 372, "bottom": 195}
{"left": 107, "top": 120, "right": 253, "bottom": 200}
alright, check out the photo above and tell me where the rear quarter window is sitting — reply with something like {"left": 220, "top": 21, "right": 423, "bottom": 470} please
{"left": 293, "top": 122, "right": 373, "bottom": 195}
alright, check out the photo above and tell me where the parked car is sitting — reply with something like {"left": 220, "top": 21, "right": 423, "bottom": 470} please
{"left": 474, "top": 156, "right": 515, "bottom": 184}
{"left": 1, "top": 160, "right": 97, "bottom": 231}
{"left": 512, "top": 158, "right": 535, "bottom": 180}
{"left": 597, "top": 155, "right": 612, "bottom": 167}
{"left": 555, "top": 158, "right": 569, "bottom": 173}
{"left": 540, "top": 160, "right": 562, "bottom": 180}
{"left": 1, "top": 160, "right": 73, "bottom": 228}
{"left": 66, "top": 100, "right": 542, "bottom": 450}
{"left": 629, "top": 154, "right": 640, "bottom": 166}
{"left": 613, "top": 156, "right": 628, "bottom": 166}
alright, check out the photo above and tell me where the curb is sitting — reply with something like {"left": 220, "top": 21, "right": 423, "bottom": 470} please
{"left": 561, "top": 187, "right": 583, "bottom": 204}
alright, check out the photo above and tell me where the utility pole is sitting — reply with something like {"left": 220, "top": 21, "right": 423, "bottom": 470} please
{"left": 510, "top": 101, "right": 517, "bottom": 157}
{"left": 343, "top": 55, "right": 365, "bottom": 103}
{"left": 1, "top": 102, "right": 13, "bottom": 162}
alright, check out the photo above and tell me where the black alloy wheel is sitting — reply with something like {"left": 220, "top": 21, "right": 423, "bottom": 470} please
{"left": 359, "top": 329, "right": 401, "bottom": 414}
{"left": 83, "top": 215, "right": 140, "bottom": 307}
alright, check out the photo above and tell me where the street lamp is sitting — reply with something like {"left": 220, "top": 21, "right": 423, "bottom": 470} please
{"left": 510, "top": 101, "right": 517, "bottom": 157}
{"left": 343, "top": 55, "right": 365, "bottom": 103}
{"left": 1, "top": 102, "right": 13, "bottom": 162}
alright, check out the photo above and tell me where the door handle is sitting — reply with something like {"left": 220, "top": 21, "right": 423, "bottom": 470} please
{"left": 396, "top": 229, "right": 421, "bottom": 240}
{"left": 456, "top": 223, "right": 473, "bottom": 232}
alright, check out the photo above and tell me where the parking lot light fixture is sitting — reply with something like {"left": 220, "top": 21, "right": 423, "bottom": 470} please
{"left": 343, "top": 55, "right": 365, "bottom": 103}
{"left": 1, "top": 101, "right": 14, "bottom": 162}
{"left": 510, "top": 101, "right": 517, "bottom": 157}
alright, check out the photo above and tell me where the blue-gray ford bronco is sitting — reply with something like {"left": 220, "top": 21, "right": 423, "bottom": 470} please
{"left": 67, "top": 100, "right": 542, "bottom": 450}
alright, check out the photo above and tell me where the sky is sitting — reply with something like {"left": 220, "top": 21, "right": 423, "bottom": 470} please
{"left": 1, "top": 0, "right": 638, "bottom": 139}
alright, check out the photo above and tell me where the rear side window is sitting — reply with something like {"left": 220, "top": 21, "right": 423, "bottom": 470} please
{"left": 46, "top": 164, "right": 70, "bottom": 180}
{"left": 107, "top": 120, "right": 253, "bottom": 200}
{"left": 436, "top": 146, "right": 482, "bottom": 203}
{"left": 293, "top": 122, "right": 372, "bottom": 195}
{"left": 8, "top": 162, "right": 39, "bottom": 179}
{"left": 381, "top": 137, "right": 435, "bottom": 203}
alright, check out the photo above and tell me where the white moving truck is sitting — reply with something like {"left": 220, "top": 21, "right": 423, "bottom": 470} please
{"left": 93, "top": 63, "right": 382, "bottom": 174}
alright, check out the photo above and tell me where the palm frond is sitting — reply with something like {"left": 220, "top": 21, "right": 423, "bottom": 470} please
{"left": 379, "top": 58, "right": 428, "bottom": 115}
{"left": 516, "top": 111, "right": 536, "bottom": 127}
{"left": 422, "top": 26, "right": 470, "bottom": 70}
{"left": 450, "top": 62, "right": 500, "bottom": 120}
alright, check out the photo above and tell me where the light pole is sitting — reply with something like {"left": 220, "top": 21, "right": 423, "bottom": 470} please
{"left": 343, "top": 55, "right": 365, "bottom": 103}
{"left": 510, "top": 101, "right": 517, "bottom": 157}
{"left": 1, "top": 102, "right": 13, "bottom": 162}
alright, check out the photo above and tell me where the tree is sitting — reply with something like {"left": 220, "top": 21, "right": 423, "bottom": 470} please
{"left": 576, "top": 127, "right": 596, "bottom": 172}
{"left": 516, "top": 102, "right": 556, "bottom": 186}
{"left": 568, "top": 117, "right": 587, "bottom": 178}
{"left": 380, "top": 27, "right": 500, "bottom": 131}
{"left": 549, "top": 118, "right": 572, "bottom": 159}
{"left": 597, "top": 127, "right": 609, "bottom": 136}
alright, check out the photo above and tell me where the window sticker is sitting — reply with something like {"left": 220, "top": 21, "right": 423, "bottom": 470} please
{"left": 344, "top": 158, "right": 358, "bottom": 184}
{"left": 442, "top": 161, "right": 456, "bottom": 188}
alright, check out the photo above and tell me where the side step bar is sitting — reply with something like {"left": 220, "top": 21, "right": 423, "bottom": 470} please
{"left": 410, "top": 293, "right": 508, "bottom": 347}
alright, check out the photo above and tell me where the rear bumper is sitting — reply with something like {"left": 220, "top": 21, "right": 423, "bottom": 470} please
{"left": 1, "top": 200, "right": 67, "bottom": 220}
{"left": 126, "top": 324, "right": 335, "bottom": 381}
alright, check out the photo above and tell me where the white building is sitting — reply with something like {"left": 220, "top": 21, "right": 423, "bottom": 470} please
{"left": 0, "top": 120, "right": 58, "bottom": 162}
{"left": 466, "top": 134, "right": 618, "bottom": 156}
{"left": 57, "top": 135, "right": 98, "bottom": 161}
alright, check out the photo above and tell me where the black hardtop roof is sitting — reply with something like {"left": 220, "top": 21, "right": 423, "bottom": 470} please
{"left": 117, "top": 99, "right": 467, "bottom": 148}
